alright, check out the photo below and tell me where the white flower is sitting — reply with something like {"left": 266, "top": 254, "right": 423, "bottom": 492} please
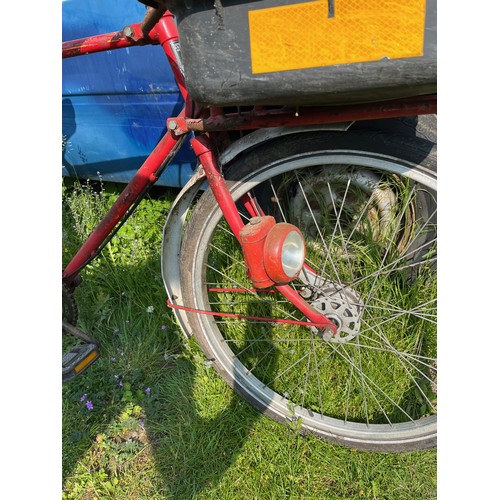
{"left": 146, "top": 306, "right": 154, "bottom": 313}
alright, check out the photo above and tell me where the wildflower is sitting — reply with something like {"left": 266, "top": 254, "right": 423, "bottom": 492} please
{"left": 111, "top": 357, "right": 116, "bottom": 362}
{"left": 161, "top": 325, "right": 167, "bottom": 330}
{"left": 80, "top": 394, "right": 87, "bottom": 402}
{"left": 86, "top": 400, "right": 94, "bottom": 410}
{"left": 146, "top": 306, "right": 154, "bottom": 313}
{"left": 145, "top": 387, "right": 151, "bottom": 395}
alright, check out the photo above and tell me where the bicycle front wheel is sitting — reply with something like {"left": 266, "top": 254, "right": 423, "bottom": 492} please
{"left": 179, "top": 131, "right": 437, "bottom": 451}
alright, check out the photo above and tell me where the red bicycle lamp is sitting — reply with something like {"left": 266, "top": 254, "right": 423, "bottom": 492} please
{"left": 240, "top": 216, "right": 306, "bottom": 289}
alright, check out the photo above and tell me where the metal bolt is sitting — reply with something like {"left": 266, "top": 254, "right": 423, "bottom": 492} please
{"left": 123, "top": 26, "right": 134, "bottom": 39}
{"left": 299, "top": 287, "right": 313, "bottom": 299}
{"left": 321, "top": 327, "right": 335, "bottom": 342}
{"left": 168, "top": 120, "right": 178, "bottom": 130}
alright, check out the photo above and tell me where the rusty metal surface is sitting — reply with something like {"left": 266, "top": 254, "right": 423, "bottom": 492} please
{"left": 62, "top": 24, "right": 156, "bottom": 58}
{"left": 167, "top": 95, "right": 437, "bottom": 135}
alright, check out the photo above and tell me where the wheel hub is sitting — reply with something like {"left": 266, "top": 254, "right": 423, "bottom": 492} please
{"left": 308, "top": 282, "right": 363, "bottom": 343}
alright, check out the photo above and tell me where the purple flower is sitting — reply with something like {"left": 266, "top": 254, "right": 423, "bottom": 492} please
{"left": 80, "top": 394, "right": 87, "bottom": 402}
{"left": 161, "top": 325, "right": 167, "bottom": 331}
{"left": 111, "top": 357, "right": 116, "bottom": 362}
{"left": 86, "top": 400, "right": 94, "bottom": 410}
{"left": 145, "top": 387, "right": 151, "bottom": 395}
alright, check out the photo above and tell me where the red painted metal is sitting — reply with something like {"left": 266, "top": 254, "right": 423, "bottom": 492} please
{"left": 204, "top": 286, "right": 336, "bottom": 333}
{"left": 209, "top": 288, "right": 276, "bottom": 294}
{"left": 61, "top": 7, "right": 433, "bottom": 337}
{"left": 155, "top": 14, "right": 188, "bottom": 100}
{"left": 62, "top": 118, "right": 184, "bottom": 285}
{"left": 239, "top": 216, "right": 276, "bottom": 289}
{"left": 190, "top": 135, "right": 245, "bottom": 238}
{"left": 62, "top": 13, "right": 191, "bottom": 286}
{"left": 263, "top": 223, "right": 305, "bottom": 283}
{"left": 167, "top": 94, "right": 437, "bottom": 134}
{"left": 167, "top": 299, "right": 334, "bottom": 329}
{"left": 62, "top": 23, "right": 154, "bottom": 59}
{"left": 240, "top": 218, "right": 306, "bottom": 288}
{"left": 241, "top": 193, "right": 264, "bottom": 218}
{"left": 275, "top": 284, "right": 336, "bottom": 332}
{"left": 62, "top": 12, "right": 188, "bottom": 101}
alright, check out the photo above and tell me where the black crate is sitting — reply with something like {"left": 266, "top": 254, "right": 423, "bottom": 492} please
{"left": 171, "top": 0, "right": 437, "bottom": 107}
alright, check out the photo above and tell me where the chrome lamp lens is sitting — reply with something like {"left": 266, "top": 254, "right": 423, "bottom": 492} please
{"left": 281, "top": 230, "right": 306, "bottom": 278}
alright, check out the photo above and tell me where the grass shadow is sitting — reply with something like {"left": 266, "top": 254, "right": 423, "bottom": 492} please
{"left": 62, "top": 179, "right": 437, "bottom": 499}
{"left": 62, "top": 179, "right": 263, "bottom": 496}
{"left": 62, "top": 253, "right": 263, "bottom": 497}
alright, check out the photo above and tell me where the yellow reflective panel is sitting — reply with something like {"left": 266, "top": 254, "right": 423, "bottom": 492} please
{"left": 249, "top": 0, "right": 426, "bottom": 73}
{"left": 75, "top": 350, "right": 98, "bottom": 373}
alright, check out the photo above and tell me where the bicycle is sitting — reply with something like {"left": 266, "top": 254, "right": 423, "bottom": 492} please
{"left": 62, "top": 2, "right": 437, "bottom": 452}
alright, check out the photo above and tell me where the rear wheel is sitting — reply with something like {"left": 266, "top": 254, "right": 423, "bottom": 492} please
{"left": 179, "top": 131, "right": 437, "bottom": 451}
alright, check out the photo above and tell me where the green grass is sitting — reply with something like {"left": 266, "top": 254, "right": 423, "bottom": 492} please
{"left": 62, "top": 178, "right": 436, "bottom": 499}
{"left": 202, "top": 171, "right": 436, "bottom": 426}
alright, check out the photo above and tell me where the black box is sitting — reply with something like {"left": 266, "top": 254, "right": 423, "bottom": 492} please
{"left": 171, "top": 0, "right": 437, "bottom": 107}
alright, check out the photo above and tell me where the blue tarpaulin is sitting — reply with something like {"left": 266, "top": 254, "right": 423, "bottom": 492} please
{"left": 62, "top": 0, "right": 197, "bottom": 187}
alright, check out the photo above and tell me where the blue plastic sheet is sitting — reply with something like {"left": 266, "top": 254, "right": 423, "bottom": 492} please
{"left": 62, "top": 0, "right": 197, "bottom": 187}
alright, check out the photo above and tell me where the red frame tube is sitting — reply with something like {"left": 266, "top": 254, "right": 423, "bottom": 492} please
{"left": 190, "top": 135, "right": 245, "bottom": 239}
{"left": 62, "top": 27, "right": 147, "bottom": 58}
{"left": 276, "top": 284, "right": 335, "bottom": 330}
{"left": 62, "top": 13, "right": 187, "bottom": 99}
{"left": 63, "top": 12, "right": 188, "bottom": 286}
{"left": 167, "top": 94, "right": 436, "bottom": 134}
{"left": 155, "top": 14, "right": 188, "bottom": 100}
{"left": 62, "top": 116, "right": 185, "bottom": 285}
{"left": 191, "top": 135, "right": 337, "bottom": 332}
{"left": 62, "top": 10, "right": 433, "bottom": 334}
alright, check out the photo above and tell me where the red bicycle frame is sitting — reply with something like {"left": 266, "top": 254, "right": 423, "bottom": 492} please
{"left": 62, "top": 11, "right": 436, "bottom": 334}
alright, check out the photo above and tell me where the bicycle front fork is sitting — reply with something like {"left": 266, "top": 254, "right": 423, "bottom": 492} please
{"left": 190, "top": 134, "right": 338, "bottom": 337}
{"left": 62, "top": 126, "right": 337, "bottom": 337}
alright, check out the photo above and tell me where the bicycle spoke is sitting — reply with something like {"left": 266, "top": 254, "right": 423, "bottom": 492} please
{"left": 321, "top": 177, "right": 354, "bottom": 280}
{"left": 362, "top": 297, "right": 437, "bottom": 324}
{"left": 340, "top": 343, "right": 393, "bottom": 425}
{"left": 285, "top": 340, "right": 342, "bottom": 408}
{"left": 361, "top": 185, "right": 417, "bottom": 309}
{"left": 344, "top": 337, "right": 437, "bottom": 412}
{"left": 294, "top": 173, "right": 350, "bottom": 303}
{"left": 269, "top": 179, "right": 288, "bottom": 223}
{"left": 333, "top": 345, "right": 416, "bottom": 424}
{"left": 179, "top": 130, "right": 437, "bottom": 449}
